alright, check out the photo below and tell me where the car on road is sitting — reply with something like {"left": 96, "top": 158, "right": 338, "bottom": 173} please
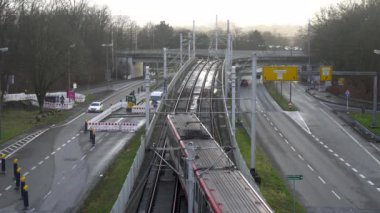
{"left": 241, "top": 79, "right": 249, "bottom": 87}
{"left": 88, "top": 101, "right": 103, "bottom": 113}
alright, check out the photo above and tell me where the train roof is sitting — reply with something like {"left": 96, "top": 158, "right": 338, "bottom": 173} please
{"left": 167, "top": 114, "right": 211, "bottom": 140}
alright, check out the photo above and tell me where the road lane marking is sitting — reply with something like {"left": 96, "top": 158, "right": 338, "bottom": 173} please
{"left": 45, "top": 156, "right": 50, "bottom": 160}
{"left": 72, "top": 164, "right": 77, "bottom": 169}
{"left": 321, "top": 109, "right": 380, "bottom": 166}
{"left": 43, "top": 191, "right": 52, "bottom": 200}
{"left": 62, "top": 112, "right": 86, "bottom": 126}
{"left": 352, "top": 168, "right": 358, "bottom": 173}
{"left": 80, "top": 155, "right": 87, "bottom": 161}
{"left": 57, "top": 147, "right": 61, "bottom": 151}
{"left": 62, "top": 144, "right": 66, "bottom": 147}
{"left": 274, "top": 127, "right": 278, "bottom": 131}
{"left": 284, "top": 139, "right": 289, "bottom": 144}
{"left": 31, "top": 166, "right": 37, "bottom": 170}
{"left": 67, "top": 140, "right": 71, "bottom": 143}
{"left": 76, "top": 133, "right": 80, "bottom": 137}
{"left": 291, "top": 146, "right": 296, "bottom": 152}
{"left": 324, "top": 145, "right": 328, "bottom": 149}
{"left": 359, "top": 174, "right": 366, "bottom": 179}
{"left": 311, "top": 134, "right": 315, "bottom": 138}
{"left": 307, "top": 164, "right": 314, "bottom": 171}
{"left": 377, "top": 188, "right": 380, "bottom": 192}
{"left": 0, "top": 193, "right": 2, "bottom": 197}
{"left": 90, "top": 147, "right": 95, "bottom": 152}
{"left": 5, "top": 185, "right": 12, "bottom": 191}
{"left": 315, "top": 138, "right": 319, "bottom": 141}
{"left": 38, "top": 161, "right": 43, "bottom": 165}
{"left": 368, "top": 181, "right": 374, "bottom": 186}
{"left": 345, "top": 163, "right": 351, "bottom": 167}
{"left": 51, "top": 152, "right": 56, "bottom": 155}
{"left": 298, "top": 154, "right": 304, "bottom": 161}
{"left": 71, "top": 137, "right": 76, "bottom": 140}
{"left": 332, "top": 190, "right": 341, "bottom": 200}
{"left": 270, "top": 122, "right": 273, "bottom": 126}
{"left": 279, "top": 133, "right": 283, "bottom": 137}
{"left": 370, "top": 143, "right": 380, "bottom": 152}
{"left": 24, "top": 172, "right": 29, "bottom": 176}
{"left": 328, "top": 149, "right": 333, "bottom": 153}
{"left": 319, "top": 141, "right": 324, "bottom": 145}
{"left": 339, "top": 158, "right": 345, "bottom": 162}
{"left": 318, "top": 176, "right": 326, "bottom": 184}
{"left": 334, "top": 153, "right": 339, "bottom": 157}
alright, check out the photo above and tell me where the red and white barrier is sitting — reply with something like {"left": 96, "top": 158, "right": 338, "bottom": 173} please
{"left": 132, "top": 105, "right": 155, "bottom": 114}
{"left": 87, "top": 121, "right": 138, "bottom": 132}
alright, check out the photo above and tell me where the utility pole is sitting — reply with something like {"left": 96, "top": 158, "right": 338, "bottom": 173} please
{"left": 163, "top": 48, "right": 167, "bottom": 93}
{"left": 180, "top": 33, "right": 183, "bottom": 66}
{"left": 187, "top": 142, "right": 195, "bottom": 213}
{"left": 231, "top": 66, "right": 236, "bottom": 134}
{"left": 372, "top": 75, "right": 378, "bottom": 127}
{"left": 192, "top": 20, "right": 195, "bottom": 57}
{"left": 215, "top": 15, "right": 218, "bottom": 53}
{"left": 145, "top": 66, "right": 150, "bottom": 133}
{"left": 188, "top": 32, "right": 191, "bottom": 60}
{"left": 0, "top": 47, "right": 8, "bottom": 139}
{"left": 250, "top": 54, "right": 258, "bottom": 177}
{"left": 111, "top": 26, "right": 115, "bottom": 81}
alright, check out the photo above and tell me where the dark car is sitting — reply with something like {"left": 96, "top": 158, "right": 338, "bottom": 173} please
{"left": 241, "top": 79, "right": 249, "bottom": 87}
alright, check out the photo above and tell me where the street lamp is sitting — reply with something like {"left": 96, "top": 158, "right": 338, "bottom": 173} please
{"left": 372, "top": 49, "right": 380, "bottom": 127}
{"left": 67, "top": 44, "right": 75, "bottom": 90}
{"left": 101, "top": 43, "right": 113, "bottom": 87}
{"left": 0, "top": 47, "right": 9, "bottom": 139}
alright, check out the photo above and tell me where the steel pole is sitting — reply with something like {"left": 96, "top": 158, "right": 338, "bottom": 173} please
{"left": 192, "top": 20, "right": 195, "bottom": 57}
{"left": 250, "top": 54, "right": 257, "bottom": 173}
{"left": 180, "top": 33, "right": 183, "bottom": 66}
{"left": 372, "top": 75, "right": 378, "bottom": 127}
{"left": 231, "top": 66, "right": 236, "bottom": 134}
{"left": 145, "top": 66, "right": 150, "bottom": 133}
{"left": 290, "top": 82, "right": 292, "bottom": 103}
{"left": 215, "top": 15, "right": 218, "bottom": 52}
{"left": 188, "top": 32, "right": 191, "bottom": 60}
{"left": 187, "top": 142, "right": 194, "bottom": 213}
{"left": 163, "top": 48, "right": 167, "bottom": 93}
{"left": 68, "top": 47, "right": 71, "bottom": 90}
{"left": 111, "top": 28, "right": 114, "bottom": 81}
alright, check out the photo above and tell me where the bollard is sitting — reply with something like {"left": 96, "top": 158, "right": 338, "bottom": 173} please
{"left": 23, "top": 185, "right": 29, "bottom": 210}
{"left": 15, "top": 167, "right": 21, "bottom": 190}
{"left": 20, "top": 176, "right": 26, "bottom": 199}
{"left": 1, "top": 154, "right": 6, "bottom": 174}
{"left": 13, "top": 158, "right": 18, "bottom": 180}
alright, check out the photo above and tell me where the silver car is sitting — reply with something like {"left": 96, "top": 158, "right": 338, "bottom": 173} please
{"left": 88, "top": 101, "right": 103, "bottom": 113}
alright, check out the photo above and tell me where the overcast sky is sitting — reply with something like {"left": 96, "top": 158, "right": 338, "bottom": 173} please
{"left": 90, "top": 0, "right": 343, "bottom": 27}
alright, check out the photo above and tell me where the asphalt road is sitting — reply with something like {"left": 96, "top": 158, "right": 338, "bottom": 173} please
{"left": 0, "top": 80, "right": 144, "bottom": 212}
{"left": 239, "top": 79, "right": 380, "bottom": 212}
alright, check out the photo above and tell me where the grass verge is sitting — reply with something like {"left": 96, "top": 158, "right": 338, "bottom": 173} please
{"left": 79, "top": 129, "right": 144, "bottom": 213}
{"left": 263, "top": 81, "right": 298, "bottom": 111}
{"left": 348, "top": 112, "right": 380, "bottom": 134}
{"left": 236, "top": 127, "right": 305, "bottom": 212}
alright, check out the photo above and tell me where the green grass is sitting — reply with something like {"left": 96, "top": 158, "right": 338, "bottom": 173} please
{"left": 79, "top": 129, "right": 144, "bottom": 213}
{"left": 236, "top": 127, "right": 305, "bottom": 212}
{"left": 348, "top": 112, "right": 380, "bottom": 134}
{"left": 263, "top": 81, "right": 298, "bottom": 111}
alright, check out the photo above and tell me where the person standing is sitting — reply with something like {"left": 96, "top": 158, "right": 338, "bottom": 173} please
{"left": 1, "top": 154, "right": 6, "bottom": 174}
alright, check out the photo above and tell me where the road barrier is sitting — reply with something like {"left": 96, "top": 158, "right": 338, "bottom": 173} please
{"left": 87, "top": 122, "right": 138, "bottom": 132}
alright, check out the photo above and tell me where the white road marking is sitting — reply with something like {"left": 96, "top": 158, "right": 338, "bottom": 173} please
{"left": 291, "top": 146, "right": 296, "bottom": 152}
{"left": 63, "top": 112, "right": 86, "bottom": 126}
{"left": 359, "top": 174, "right": 366, "bottom": 179}
{"left": 339, "top": 158, "right": 345, "bottom": 162}
{"left": 72, "top": 164, "right": 77, "bottom": 169}
{"left": 38, "top": 161, "right": 43, "bottom": 165}
{"left": 332, "top": 190, "right": 341, "bottom": 200}
{"left": 71, "top": 137, "right": 76, "bottom": 140}
{"left": 90, "top": 147, "right": 95, "bottom": 152}
{"left": 352, "top": 168, "right": 358, "bottom": 173}
{"left": 368, "top": 181, "right": 374, "bottom": 186}
{"left": 274, "top": 127, "right": 278, "bottom": 131}
{"left": 298, "top": 154, "right": 304, "bottom": 161}
{"left": 67, "top": 140, "right": 71, "bottom": 143}
{"left": 318, "top": 176, "right": 326, "bottom": 184}
{"left": 279, "top": 133, "right": 283, "bottom": 137}
{"left": 324, "top": 145, "right": 329, "bottom": 149}
{"left": 321, "top": 109, "right": 380, "bottom": 166}
{"left": 266, "top": 117, "right": 270, "bottom": 121}
{"left": 345, "top": 163, "right": 351, "bottom": 167}
{"left": 43, "top": 191, "right": 52, "bottom": 200}
{"left": 45, "top": 156, "right": 50, "bottom": 160}
{"left": 319, "top": 141, "right": 324, "bottom": 145}
{"left": 270, "top": 122, "right": 273, "bottom": 126}
{"left": 334, "top": 153, "right": 339, "bottom": 157}
{"left": 370, "top": 143, "right": 380, "bottom": 152}
{"left": 57, "top": 147, "right": 61, "bottom": 151}
{"left": 0, "top": 193, "right": 2, "bottom": 197}
{"left": 284, "top": 139, "right": 289, "bottom": 144}
{"left": 328, "top": 149, "right": 333, "bottom": 153}
{"left": 80, "top": 155, "right": 87, "bottom": 161}
{"left": 315, "top": 138, "right": 319, "bottom": 141}
{"left": 31, "top": 166, "right": 36, "bottom": 170}
{"left": 76, "top": 133, "right": 80, "bottom": 137}
{"left": 5, "top": 185, "right": 12, "bottom": 191}
{"left": 51, "top": 152, "right": 56, "bottom": 155}
{"left": 311, "top": 134, "right": 315, "bottom": 138}
{"left": 62, "top": 144, "right": 66, "bottom": 147}
{"left": 377, "top": 188, "right": 380, "bottom": 192}
{"left": 24, "top": 172, "right": 29, "bottom": 176}
{"left": 307, "top": 164, "right": 314, "bottom": 171}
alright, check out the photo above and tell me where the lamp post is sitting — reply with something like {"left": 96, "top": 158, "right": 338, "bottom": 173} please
{"left": 101, "top": 43, "right": 113, "bottom": 87}
{"left": 67, "top": 44, "right": 75, "bottom": 90}
{"left": 0, "top": 47, "right": 9, "bottom": 139}
{"left": 372, "top": 49, "right": 380, "bottom": 127}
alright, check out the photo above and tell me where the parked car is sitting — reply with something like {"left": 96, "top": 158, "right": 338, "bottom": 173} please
{"left": 88, "top": 101, "right": 103, "bottom": 113}
{"left": 241, "top": 79, "right": 249, "bottom": 87}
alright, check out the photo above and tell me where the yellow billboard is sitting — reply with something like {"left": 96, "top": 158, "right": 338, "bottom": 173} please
{"left": 262, "top": 66, "right": 298, "bottom": 81}
{"left": 320, "top": 66, "right": 332, "bottom": 81}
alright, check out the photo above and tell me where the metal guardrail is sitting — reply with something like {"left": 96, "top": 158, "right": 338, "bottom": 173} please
{"left": 110, "top": 57, "right": 195, "bottom": 213}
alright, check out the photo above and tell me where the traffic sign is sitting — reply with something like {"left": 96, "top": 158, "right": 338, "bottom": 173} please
{"left": 345, "top": 90, "right": 350, "bottom": 97}
{"left": 287, "top": 175, "right": 303, "bottom": 180}
{"left": 262, "top": 66, "right": 298, "bottom": 81}
{"left": 320, "top": 66, "right": 332, "bottom": 81}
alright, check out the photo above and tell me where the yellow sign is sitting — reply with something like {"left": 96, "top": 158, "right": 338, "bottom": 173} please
{"left": 262, "top": 66, "right": 298, "bottom": 81}
{"left": 320, "top": 66, "right": 332, "bottom": 81}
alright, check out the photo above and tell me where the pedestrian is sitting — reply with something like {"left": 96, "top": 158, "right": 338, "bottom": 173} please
{"left": 23, "top": 185, "right": 29, "bottom": 210}
{"left": 92, "top": 128, "right": 96, "bottom": 146}
{"left": 15, "top": 167, "right": 21, "bottom": 190}
{"left": 89, "top": 128, "right": 93, "bottom": 142}
{"left": 13, "top": 158, "right": 18, "bottom": 180}
{"left": 20, "top": 176, "right": 26, "bottom": 200}
{"left": 1, "top": 154, "right": 6, "bottom": 174}
{"left": 84, "top": 121, "right": 88, "bottom": 133}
